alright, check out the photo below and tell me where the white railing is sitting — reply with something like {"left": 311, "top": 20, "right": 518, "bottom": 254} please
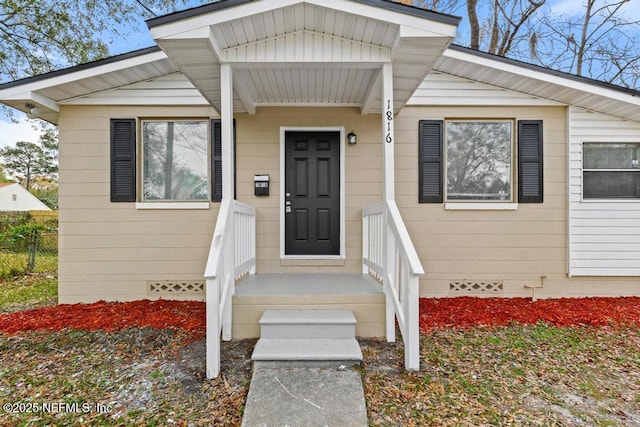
{"left": 205, "top": 199, "right": 256, "bottom": 379}
{"left": 363, "top": 200, "right": 424, "bottom": 370}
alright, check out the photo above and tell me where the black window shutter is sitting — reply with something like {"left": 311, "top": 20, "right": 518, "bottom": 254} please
{"left": 210, "top": 119, "right": 236, "bottom": 202}
{"left": 110, "top": 119, "right": 136, "bottom": 202}
{"left": 419, "top": 120, "right": 444, "bottom": 203}
{"left": 211, "top": 119, "right": 223, "bottom": 201}
{"left": 518, "top": 120, "right": 544, "bottom": 203}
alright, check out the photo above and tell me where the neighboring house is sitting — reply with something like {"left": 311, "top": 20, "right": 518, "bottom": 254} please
{"left": 0, "top": 183, "right": 51, "bottom": 211}
{"left": 1, "top": 0, "right": 639, "bottom": 377}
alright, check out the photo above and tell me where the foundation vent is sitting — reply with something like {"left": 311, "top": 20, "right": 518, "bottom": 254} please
{"left": 147, "top": 280, "right": 205, "bottom": 296}
{"left": 449, "top": 280, "right": 503, "bottom": 294}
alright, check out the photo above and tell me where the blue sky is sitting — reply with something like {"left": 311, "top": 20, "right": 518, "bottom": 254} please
{"left": 1, "top": 0, "right": 639, "bottom": 149}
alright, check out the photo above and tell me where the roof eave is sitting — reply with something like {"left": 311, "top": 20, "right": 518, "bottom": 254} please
{"left": 448, "top": 44, "right": 640, "bottom": 99}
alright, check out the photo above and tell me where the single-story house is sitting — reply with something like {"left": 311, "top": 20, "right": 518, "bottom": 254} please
{"left": 0, "top": 183, "right": 51, "bottom": 211}
{"left": 1, "top": 0, "right": 639, "bottom": 377}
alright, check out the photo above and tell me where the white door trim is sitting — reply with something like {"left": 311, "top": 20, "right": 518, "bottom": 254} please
{"left": 280, "top": 126, "right": 346, "bottom": 260}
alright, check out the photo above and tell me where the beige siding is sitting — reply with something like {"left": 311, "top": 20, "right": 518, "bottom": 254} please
{"left": 568, "top": 107, "right": 640, "bottom": 276}
{"left": 234, "top": 107, "right": 382, "bottom": 273}
{"left": 58, "top": 105, "right": 218, "bottom": 303}
{"left": 59, "top": 101, "right": 640, "bottom": 304}
{"left": 398, "top": 105, "right": 640, "bottom": 298}
{"left": 59, "top": 105, "right": 381, "bottom": 302}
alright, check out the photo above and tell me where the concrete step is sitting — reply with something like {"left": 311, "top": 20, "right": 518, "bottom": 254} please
{"left": 259, "top": 309, "right": 357, "bottom": 339}
{"left": 251, "top": 338, "right": 363, "bottom": 361}
{"left": 251, "top": 309, "right": 363, "bottom": 363}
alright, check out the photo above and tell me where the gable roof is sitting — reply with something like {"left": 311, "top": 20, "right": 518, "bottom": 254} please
{"left": 0, "top": 0, "right": 639, "bottom": 122}
{"left": 145, "top": 0, "right": 460, "bottom": 114}
{"left": 0, "top": 183, "right": 51, "bottom": 211}
{"left": 146, "top": 0, "right": 461, "bottom": 28}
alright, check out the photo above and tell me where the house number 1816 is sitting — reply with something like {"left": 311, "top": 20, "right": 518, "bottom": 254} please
{"left": 385, "top": 99, "right": 393, "bottom": 144}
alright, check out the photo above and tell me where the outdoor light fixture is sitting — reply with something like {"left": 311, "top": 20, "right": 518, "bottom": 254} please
{"left": 347, "top": 131, "right": 358, "bottom": 145}
{"left": 25, "top": 103, "right": 41, "bottom": 119}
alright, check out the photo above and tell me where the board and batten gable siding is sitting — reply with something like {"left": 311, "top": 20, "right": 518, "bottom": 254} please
{"left": 568, "top": 106, "right": 640, "bottom": 276}
{"left": 58, "top": 105, "right": 218, "bottom": 303}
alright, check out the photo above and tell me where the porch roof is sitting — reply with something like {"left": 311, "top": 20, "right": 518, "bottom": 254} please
{"left": 146, "top": 0, "right": 460, "bottom": 114}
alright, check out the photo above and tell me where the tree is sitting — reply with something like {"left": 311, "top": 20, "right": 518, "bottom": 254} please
{"left": 0, "top": 140, "right": 57, "bottom": 190}
{"left": 0, "top": 0, "right": 210, "bottom": 83}
{"left": 29, "top": 176, "right": 58, "bottom": 209}
{"left": 536, "top": 0, "right": 640, "bottom": 87}
{"left": 408, "top": 0, "right": 640, "bottom": 88}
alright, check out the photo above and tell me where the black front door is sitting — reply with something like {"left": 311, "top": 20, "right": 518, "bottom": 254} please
{"left": 285, "top": 131, "right": 340, "bottom": 255}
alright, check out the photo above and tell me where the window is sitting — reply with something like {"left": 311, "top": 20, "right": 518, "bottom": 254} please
{"left": 583, "top": 143, "right": 640, "bottom": 199}
{"left": 419, "top": 119, "right": 542, "bottom": 204}
{"left": 142, "top": 120, "right": 208, "bottom": 201}
{"left": 446, "top": 121, "right": 513, "bottom": 201}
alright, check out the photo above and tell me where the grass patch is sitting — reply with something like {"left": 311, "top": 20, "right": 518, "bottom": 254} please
{"left": 0, "top": 330, "right": 253, "bottom": 426}
{"left": 363, "top": 325, "right": 640, "bottom": 426}
{"left": 0, "top": 251, "right": 57, "bottom": 279}
{"left": 0, "top": 274, "right": 57, "bottom": 313}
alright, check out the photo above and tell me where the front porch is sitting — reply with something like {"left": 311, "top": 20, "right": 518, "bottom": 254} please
{"left": 145, "top": 0, "right": 459, "bottom": 379}
{"left": 232, "top": 273, "right": 385, "bottom": 339}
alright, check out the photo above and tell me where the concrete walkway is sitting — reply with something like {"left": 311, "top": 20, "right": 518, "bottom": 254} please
{"left": 241, "top": 362, "right": 368, "bottom": 427}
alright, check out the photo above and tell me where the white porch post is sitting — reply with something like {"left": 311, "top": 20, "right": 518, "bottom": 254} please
{"left": 220, "top": 63, "right": 234, "bottom": 341}
{"left": 382, "top": 63, "right": 395, "bottom": 201}
{"left": 381, "top": 62, "right": 396, "bottom": 343}
{"left": 221, "top": 63, "right": 234, "bottom": 200}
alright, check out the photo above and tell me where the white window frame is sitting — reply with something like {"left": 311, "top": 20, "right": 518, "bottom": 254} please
{"left": 443, "top": 119, "right": 516, "bottom": 208}
{"left": 139, "top": 119, "right": 210, "bottom": 206}
{"left": 581, "top": 141, "right": 640, "bottom": 202}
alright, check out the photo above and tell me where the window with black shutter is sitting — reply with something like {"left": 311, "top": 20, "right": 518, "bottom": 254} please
{"left": 518, "top": 120, "right": 544, "bottom": 203}
{"left": 419, "top": 119, "right": 543, "bottom": 204}
{"left": 110, "top": 119, "right": 136, "bottom": 202}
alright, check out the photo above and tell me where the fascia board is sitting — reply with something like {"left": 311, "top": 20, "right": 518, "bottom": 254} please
{"left": 150, "top": 0, "right": 458, "bottom": 40}
{"left": 0, "top": 50, "right": 169, "bottom": 100}
{"left": 444, "top": 48, "right": 640, "bottom": 106}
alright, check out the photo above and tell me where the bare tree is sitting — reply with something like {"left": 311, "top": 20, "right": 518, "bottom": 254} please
{"left": 536, "top": 0, "right": 640, "bottom": 87}
{"left": 413, "top": 0, "right": 544, "bottom": 56}
{"left": 405, "top": 0, "right": 640, "bottom": 88}
{"left": 487, "top": 0, "right": 545, "bottom": 56}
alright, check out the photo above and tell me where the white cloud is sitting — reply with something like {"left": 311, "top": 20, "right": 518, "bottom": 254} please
{"left": 0, "top": 116, "right": 44, "bottom": 149}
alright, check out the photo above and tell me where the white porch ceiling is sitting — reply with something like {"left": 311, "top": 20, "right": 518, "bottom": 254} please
{"left": 150, "top": 1, "right": 458, "bottom": 114}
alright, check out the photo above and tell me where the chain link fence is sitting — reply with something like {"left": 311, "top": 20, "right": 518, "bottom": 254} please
{"left": 0, "top": 211, "right": 58, "bottom": 278}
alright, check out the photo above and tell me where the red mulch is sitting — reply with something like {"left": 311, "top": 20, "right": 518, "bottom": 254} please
{"left": 0, "top": 300, "right": 206, "bottom": 337}
{"left": 419, "top": 296, "right": 640, "bottom": 331}
{"left": 0, "top": 297, "right": 638, "bottom": 336}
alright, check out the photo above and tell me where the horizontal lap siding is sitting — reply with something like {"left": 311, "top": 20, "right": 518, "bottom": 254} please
{"left": 398, "top": 106, "right": 572, "bottom": 297}
{"left": 58, "top": 105, "right": 218, "bottom": 303}
{"left": 569, "top": 107, "right": 640, "bottom": 276}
